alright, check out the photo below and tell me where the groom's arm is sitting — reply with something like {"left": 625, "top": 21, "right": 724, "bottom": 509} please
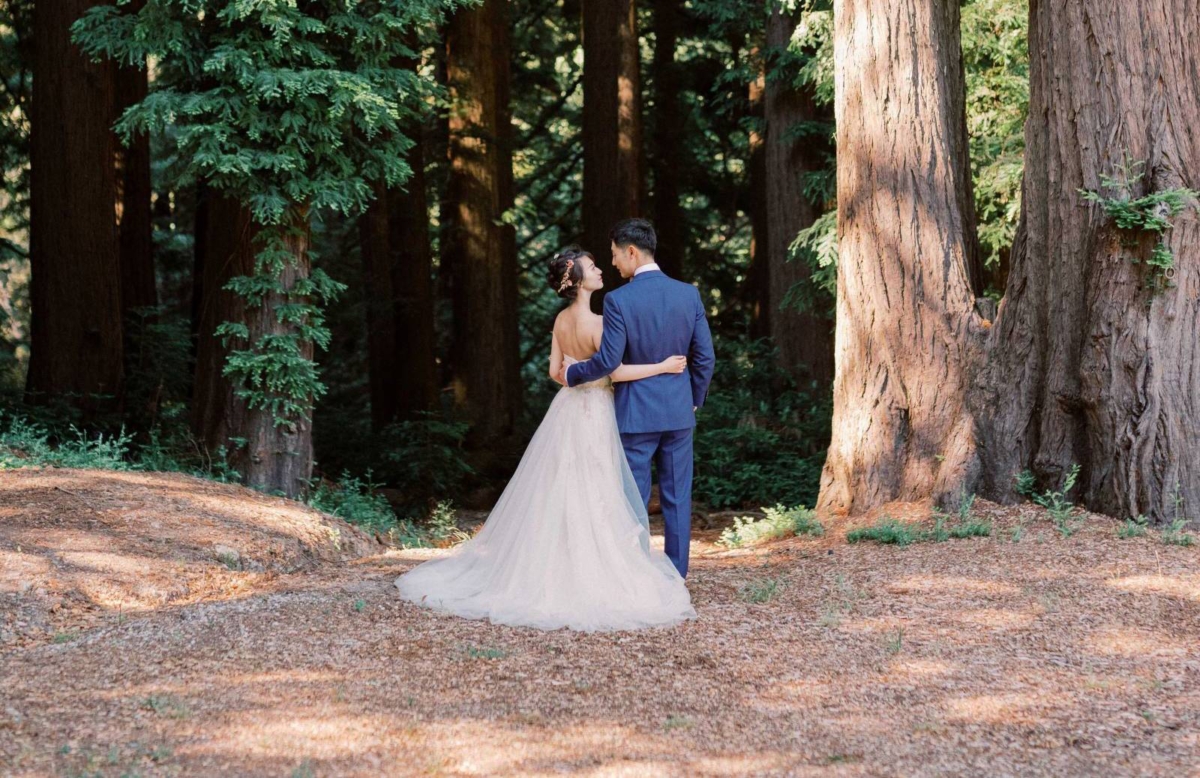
{"left": 566, "top": 294, "right": 627, "bottom": 387}
{"left": 688, "top": 288, "right": 715, "bottom": 409}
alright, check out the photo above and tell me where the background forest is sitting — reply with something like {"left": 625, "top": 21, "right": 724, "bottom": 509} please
{"left": 0, "top": 0, "right": 1036, "bottom": 528}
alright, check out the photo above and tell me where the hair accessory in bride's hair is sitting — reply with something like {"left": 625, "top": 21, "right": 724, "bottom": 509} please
{"left": 557, "top": 259, "right": 575, "bottom": 293}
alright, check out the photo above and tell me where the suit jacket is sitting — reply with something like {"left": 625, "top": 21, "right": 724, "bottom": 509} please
{"left": 566, "top": 270, "right": 715, "bottom": 433}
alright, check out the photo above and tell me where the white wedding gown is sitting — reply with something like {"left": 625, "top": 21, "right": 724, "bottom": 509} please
{"left": 395, "top": 356, "right": 695, "bottom": 632}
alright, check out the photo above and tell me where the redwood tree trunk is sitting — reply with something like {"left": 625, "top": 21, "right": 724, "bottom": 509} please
{"left": 360, "top": 124, "right": 437, "bottom": 430}
{"left": 651, "top": 0, "right": 683, "bottom": 279}
{"left": 389, "top": 134, "right": 439, "bottom": 421}
{"left": 764, "top": 8, "right": 834, "bottom": 384}
{"left": 191, "top": 197, "right": 314, "bottom": 498}
{"left": 114, "top": 0, "right": 155, "bottom": 323}
{"left": 26, "top": 0, "right": 124, "bottom": 405}
{"left": 747, "top": 55, "right": 770, "bottom": 339}
{"left": 443, "top": 0, "right": 522, "bottom": 441}
{"left": 975, "top": 0, "right": 1200, "bottom": 523}
{"left": 360, "top": 183, "right": 398, "bottom": 430}
{"left": 582, "top": 0, "right": 641, "bottom": 304}
{"left": 818, "top": 0, "right": 986, "bottom": 516}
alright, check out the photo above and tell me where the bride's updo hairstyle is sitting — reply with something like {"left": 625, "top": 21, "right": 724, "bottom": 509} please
{"left": 547, "top": 246, "right": 591, "bottom": 301}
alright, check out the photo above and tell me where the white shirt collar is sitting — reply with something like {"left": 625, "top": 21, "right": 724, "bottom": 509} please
{"left": 633, "top": 262, "right": 661, "bottom": 276}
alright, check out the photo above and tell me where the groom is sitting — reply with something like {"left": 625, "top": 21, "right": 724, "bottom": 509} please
{"left": 563, "top": 219, "right": 715, "bottom": 578}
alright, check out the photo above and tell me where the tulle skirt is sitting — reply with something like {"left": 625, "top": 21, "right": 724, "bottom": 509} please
{"left": 395, "top": 379, "right": 695, "bottom": 632}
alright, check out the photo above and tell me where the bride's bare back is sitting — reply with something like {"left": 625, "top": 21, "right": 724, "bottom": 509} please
{"left": 553, "top": 305, "right": 603, "bottom": 362}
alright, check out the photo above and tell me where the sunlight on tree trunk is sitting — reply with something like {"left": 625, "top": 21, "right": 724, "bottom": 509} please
{"left": 818, "top": 0, "right": 986, "bottom": 516}
{"left": 975, "top": 0, "right": 1200, "bottom": 523}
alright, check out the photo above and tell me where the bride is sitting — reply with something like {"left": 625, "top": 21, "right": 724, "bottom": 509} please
{"left": 395, "top": 247, "right": 696, "bottom": 632}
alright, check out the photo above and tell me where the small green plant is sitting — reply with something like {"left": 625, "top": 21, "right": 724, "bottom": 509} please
{"left": 141, "top": 695, "right": 190, "bottom": 719}
{"left": 1118, "top": 515, "right": 1149, "bottom": 539}
{"left": 1020, "top": 464, "right": 1083, "bottom": 536}
{"left": 52, "top": 630, "right": 78, "bottom": 644}
{"left": 847, "top": 518, "right": 922, "bottom": 546}
{"left": 427, "top": 500, "right": 469, "bottom": 546}
{"left": 353, "top": 598, "right": 365, "bottom": 613}
{"left": 663, "top": 714, "right": 694, "bottom": 731}
{"left": 1078, "top": 155, "right": 1199, "bottom": 293}
{"left": 740, "top": 577, "right": 785, "bottom": 604}
{"left": 884, "top": 628, "right": 905, "bottom": 655}
{"left": 0, "top": 410, "right": 134, "bottom": 471}
{"left": 717, "top": 504, "right": 823, "bottom": 548}
{"left": 1161, "top": 519, "right": 1195, "bottom": 547}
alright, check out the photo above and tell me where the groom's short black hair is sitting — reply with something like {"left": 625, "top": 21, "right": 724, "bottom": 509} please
{"left": 610, "top": 218, "right": 657, "bottom": 256}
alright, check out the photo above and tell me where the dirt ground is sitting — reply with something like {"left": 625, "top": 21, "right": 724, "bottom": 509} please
{"left": 2, "top": 468, "right": 1198, "bottom": 777}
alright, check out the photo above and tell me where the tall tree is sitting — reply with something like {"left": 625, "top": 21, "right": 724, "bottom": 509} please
{"left": 359, "top": 183, "right": 398, "bottom": 430}
{"left": 26, "top": 0, "right": 124, "bottom": 406}
{"left": 114, "top": 0, "right": 155, "bottom": 325}
{"left": 76, "top": 0, "right": 458, "bottom": 496}
{"left": 818, "top": 0, "right": 986, "bottom": 515}
{"left": 388, "top": 123, "right": 439, "bottom": 422}
{"left": 763, "top": 7, "right": 834, "bottom": 384}
{"left": 443, "top": 0, "right": 522, "bottom": 441}
{"left": 651, "top": 0, "right": 683, "bottom": 279}
{"left": 191, "top": 197, "right": 314, "bottom": 495}
{"left": 974, "top": 0, "right": 1200, "bottom": 523}
{"left": 360, "top": 122, "right": 438, "bottom": 430}
{"left": 582, "top": 0, "right": 641, "bottom": 302}
{"left": 746, "top": 54, "right": 770, "bottom": 339}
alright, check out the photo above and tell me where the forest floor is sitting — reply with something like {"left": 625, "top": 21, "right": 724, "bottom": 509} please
{"left": 2, "top": 468, "right": 1198, "bottom": 777}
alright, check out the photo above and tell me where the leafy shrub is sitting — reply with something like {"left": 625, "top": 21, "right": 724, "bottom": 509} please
{"left": 308, "top": 472, "right": 429, "bottom": 547}
{"left": 1161, "top": 519, "right": 1195, "bottom": 547}
{"left": 847, "top": 518, "right": 923, "bottom": 547}
{"left": 694, "top": 338, "right": 830, "bottom": 510}
{"left": 718, "top": 504, "right": 823, "bottom": 549}
{"left": 1017, "top": 463, "right": 1083, "bottom": 536}
{"left": 1118, "top": 515, "right": 1148, "bottom": 539}
{"left": 0, "top": 410, "right": 133, "bottom": 470}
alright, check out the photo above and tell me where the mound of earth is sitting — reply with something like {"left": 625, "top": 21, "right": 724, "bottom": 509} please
{"left": 0, "top": 468, "right": 379, "bottom": 649}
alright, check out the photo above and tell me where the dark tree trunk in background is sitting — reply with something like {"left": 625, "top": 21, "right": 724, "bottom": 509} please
{"left": 974, "top": 0, "right": 1200, "bottom": 524}
{"left": 389, "top": 123, "right": 439, "bottom": 421}
{"left": 26, "top": 0, "right": 124, "bottom": 406}
{"left": 443, "top": 0, "right": 522, "bottom": 442}
{"left": 190, "top": 183, "right": 210, "bottom": 378}
{"left": 360, "top": 183, "right": 398, "bottom": 430}
{"left": 764, "top": 8, "right": 834, "bottom": 385}
{"left": 747, "top": 56, "right": 770, "bottom": 339}
{"left": 651, "top": 0, "right": 683, "bottom": 279}
{"left": 818, "top": 0, "right": 985, "bottom": 516}
{"left": 360, "top": 122, "right": 438, "bottom": 431}
{"left": 191, "top": 197, "right": 314, "bottom": 498}
{"left": 114, "top": 0, "right": 155, "bottom": 324}
{"left": 582, "top": 0, "right": 641, "bottom": 306}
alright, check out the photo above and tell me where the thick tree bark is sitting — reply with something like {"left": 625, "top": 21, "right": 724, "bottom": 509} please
{"left": 389, "top": 135, "right": 439, "bottom": 421}
{"left": 818, "top": 0, "right": 986, "bottom": 516}
{"left": 443, "top": 0, "right": 522, "bottom": 441}
{"left": 191, "top": 197, "right": 314, "bottom": 498}
{"left": 582, "top": 0, "right": 641, "bottom": 305}
{"left": 651, "top": 0, "right": 684, "bottom": 279}
{"left": 26, "top": 0, "right": 124, "bottom": 406}
{"left": 975, "top": 0, "right": 1200, "bottom": 523}
{"left": 360, "top": 126, "right": 437, "bottom": 430}
{"left": 114, "top": 0, "right": 155, "bottom": 323}
{"left": 360, "top": 183, "right": 398, "bottom": 430}
{"left": 747, "top": 56, "right": 770, "bottom": 339}
{"left": 764, "top": 8, "right": 834, "bottom": 384}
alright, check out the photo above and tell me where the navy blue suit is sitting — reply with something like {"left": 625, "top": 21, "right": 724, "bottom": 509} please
{"left": 566, "top": 269, "right": 715, "bottom": 577}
